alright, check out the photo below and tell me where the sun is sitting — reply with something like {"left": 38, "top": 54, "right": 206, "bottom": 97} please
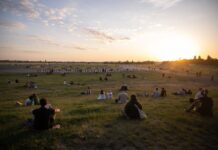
{"left": 148, "top": 33, "right": 200, "bottom": 61}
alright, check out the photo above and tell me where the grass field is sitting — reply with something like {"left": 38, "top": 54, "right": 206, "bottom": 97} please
{"left": 0, "top": 63, "right": 218, "bottom": 150}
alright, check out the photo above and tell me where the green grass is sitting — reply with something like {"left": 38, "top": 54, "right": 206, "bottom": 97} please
{"left": 0, "top": 64, "right": 218, "bottom": 150}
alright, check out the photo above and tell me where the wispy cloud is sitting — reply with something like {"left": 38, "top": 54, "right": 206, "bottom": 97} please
{"left": 24, "top": 34, "right": 95, "bottom": 51}
{"left": 0, "top": 20, "right": 26, "bottom": 30}
{"left": 84, "top": 28, "right": 130, "bottom": 43}
{"left": 0, "top": 0, "right": 75, "bottom": 27}
{"left": 0, "top": 0, "right": 39, "bottom": 19}
{"left": 25, "top": 34, "right": 61, "bottom": 47}
{"left": 140, "top": 0, "right": 182, "bottom": 9}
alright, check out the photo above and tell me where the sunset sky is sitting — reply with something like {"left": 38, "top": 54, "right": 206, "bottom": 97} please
{"left": 0, "top": 0, "right": 217, "bottom": 61}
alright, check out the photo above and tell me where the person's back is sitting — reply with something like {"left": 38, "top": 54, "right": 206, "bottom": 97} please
{"left": 160, "top": 88, "right": 167, "bottom": 97}
{"left": 33, "top": 107, "right": 54, "bottom": 130}
{"left": 32, "top": 98, "right": 55, "bottom": 130}
{"left": 153, "top": 88, "right": 160, "bottom": 97}
{"left": 197, "top": 97, "right": 213, "bottom": 116}
{"left": 124, "top": 95, "right": 142, "bottom": 119}
{"left": 195, "top": 88, "right": 203, "bottom": 99}
{"left": 118, "top": 91, "right": 128, "bottom": 103}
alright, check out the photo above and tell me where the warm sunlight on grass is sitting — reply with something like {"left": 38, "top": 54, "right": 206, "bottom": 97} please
{"left": 148, "top": 33, "right": 200, "bottom": 61}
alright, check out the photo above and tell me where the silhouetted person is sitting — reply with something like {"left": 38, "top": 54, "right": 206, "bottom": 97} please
{"left": 32, "top": 98, "right": 55, "bottom": 130}
{"left": 15, "top": 79, "right": 19, "bottom": 83}
{"left": 160, "top": 88, "right": 167, "bottom": 97}
{"left": 124, "top": 95, "right": 143, "bottom": 119}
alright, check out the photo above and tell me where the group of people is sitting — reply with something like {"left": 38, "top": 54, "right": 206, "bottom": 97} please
{"left": 185, "top": 88, "right": 213, "bottom": 116}
{"left": 16, "top": 94, "right": 39, "bottom": 106}
{"left": 97, "top": 90, "right": 113, "bottom": 100}
{"left": 20, "top": 86, "right": 213, "bottom": 131}
{"left": 20, "top": 95, "right": 61, "bottom": 130}
{"left": 152, "top": 88, "right": 167, "bottom": 97}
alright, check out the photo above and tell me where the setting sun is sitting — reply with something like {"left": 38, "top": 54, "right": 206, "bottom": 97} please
{"left": 148, "top": 33, "right": 200, "bottom": 61}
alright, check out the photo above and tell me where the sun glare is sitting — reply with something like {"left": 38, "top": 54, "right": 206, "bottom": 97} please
{"left": 148, "top": 33, "right": 200, "bottom": 61}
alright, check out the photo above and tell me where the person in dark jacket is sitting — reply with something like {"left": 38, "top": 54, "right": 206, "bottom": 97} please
{"left": 160, "top": 88, "right": 167, "bottom": 97}
{"left": 185, "top": 91, "right": 213, "bottom": 117}
{"left": 32, "top": 98, "right": 55, "bottom": 130}
{"left": 124, "top": 95, "right": 143, "bottom": 119}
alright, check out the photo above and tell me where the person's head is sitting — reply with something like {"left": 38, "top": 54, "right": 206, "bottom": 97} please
{"left": 204, "top": 89, "right": 208, "bottom": 97}
{"left": 100, "top": 90, "right": 104, "bottom": 94}
{"left": 32, "top": 93, "right": 37, "bottom": 98}
{"left": 199, "top": 88, "right": 203, "bottom": 91}
{"left": 156, "top": 88, "right": 158, "bottom": 91}
{"left": 130, "top": 95, "right": 137, "bottom": 103}
{"left": 40, "top": 98, "right": 47, "bottom": 107}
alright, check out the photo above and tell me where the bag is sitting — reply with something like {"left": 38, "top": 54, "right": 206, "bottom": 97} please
{"left": 135, "top": 104, "right": 147, "bottom": 119}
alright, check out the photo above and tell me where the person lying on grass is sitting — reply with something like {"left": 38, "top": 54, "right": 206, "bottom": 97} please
{"left": 185, "top": 90, "right": 213, "bottom": 117}
{"left": 122, "top": 95, "right": 146, "bottom": 119}
{"left": 32, "top": 98, "right": 60, "bottom": 130}
{"left": 172, "top": 88, "right": 192, "bottom": 96}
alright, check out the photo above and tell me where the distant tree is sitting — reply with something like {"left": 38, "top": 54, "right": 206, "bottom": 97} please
{"left": 207, "top": 55, "right": 212, "bottom": 60}
{"left": 193, "top": 56, "right": 197, "bottom": 60}
{"left": 198, "top": 56, "right": 202, "bottom": 60}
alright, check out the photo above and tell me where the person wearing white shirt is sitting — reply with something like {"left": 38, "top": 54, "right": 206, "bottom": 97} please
{"left": 97, "top": 90, "right": 106, "bottom": 100}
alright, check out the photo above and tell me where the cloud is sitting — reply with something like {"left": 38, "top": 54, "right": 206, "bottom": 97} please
{"left": 140, "top": 0, "right": 182, "bottom": 9}
{"left": 84, "top": 28, "right": 130, "bottom": 43}
{"left": 0, "top": 0, "right": 39, "bottom": 19}
{"left": 0, "top": 0, "right": 75, "bottom": 27}
{"left": 25, "top": 34, "right": 62, "bottom": 47}
{"left": 24, "top": 34, "right": 94, "bottom": 51}
{"left": 0, "top": 21, "right": 26, "bottom": 30}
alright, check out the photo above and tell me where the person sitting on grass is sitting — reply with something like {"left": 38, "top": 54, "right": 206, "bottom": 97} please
{"left": 185, "top": 90, "right": 213, "bottom": 117}
{"left": 97, "top": 90, "right": 106, "bottom": 100}
{"left": 25, "top": 94, "right": 39, "bottom": 106}
{"left": 123, "top": 95, "right": 146, "bottom": 119}
{"left": 115, "top": 89, "right": 129, "bottom": 104}
{"left": 194, "top": 88, "right": 204, "bottom": 100}
{"left": 32, "top": 98, "right": 60, "bottom": 130}
{"left": 152, "top": 88, "right": 160, "bottom": 97}
{"left": 160, "top": 88, "right": 167, "bottom": 97}
{"left": 106, "top": 91, "right": 113, "bottom": 99}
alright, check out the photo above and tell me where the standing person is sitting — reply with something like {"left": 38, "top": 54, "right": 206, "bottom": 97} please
{"left": 123, "top": 95, "right": 145, "bottom": 119}
{"left": 32, "top": 98, "right": 56, "bottom": 130}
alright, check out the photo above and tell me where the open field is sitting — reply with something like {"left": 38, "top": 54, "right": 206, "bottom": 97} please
{"left": 0, "top": 62, "right": 218, "bottom": 150}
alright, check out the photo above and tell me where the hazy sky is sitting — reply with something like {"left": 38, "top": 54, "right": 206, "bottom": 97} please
{"left": 0, "top": 0, "right": 217, "bottom": 61}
